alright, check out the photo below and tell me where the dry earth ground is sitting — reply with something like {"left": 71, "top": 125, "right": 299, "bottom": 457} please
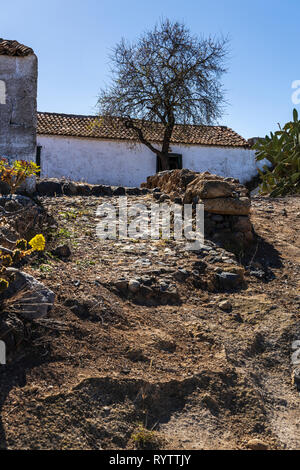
{"left": 0, "top": 194, "right": 299, "bottom": 450}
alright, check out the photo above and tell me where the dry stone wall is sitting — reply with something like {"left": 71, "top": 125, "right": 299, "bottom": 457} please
{"left": 143, "top": 169, "right": 254, "bottom": 249}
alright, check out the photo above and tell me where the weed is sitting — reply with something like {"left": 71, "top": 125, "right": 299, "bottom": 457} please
{"left": 131, "top": 424, "right": 162, "bottom": 450}
{"left": 39, "top": 264, "right": 53, "bottom": 273}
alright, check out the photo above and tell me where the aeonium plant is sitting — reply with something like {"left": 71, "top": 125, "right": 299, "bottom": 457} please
{"left": 0, "top": 234, "right": 46, "bottom": 292}
{"left": 0, "top": 158, "right": 40, "bottom": 194}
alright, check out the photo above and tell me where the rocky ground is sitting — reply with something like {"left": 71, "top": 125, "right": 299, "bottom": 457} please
{"left": 0, "top": 192, "right": 299, "bottom": 450}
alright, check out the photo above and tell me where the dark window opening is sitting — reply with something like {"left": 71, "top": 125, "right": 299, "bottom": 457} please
{"left": 36, "top": 146, "right": 42, "bottom": 176}
{"left": 156, "top": 153, "right": 183, "bottom": 172}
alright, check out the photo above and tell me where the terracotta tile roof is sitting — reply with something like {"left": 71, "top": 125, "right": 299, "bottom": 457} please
{"left": 37, "top": 112, "right": 249, "bottom": 148}
{"left": 0, "top": 39, "right": 34, "bottom": 56}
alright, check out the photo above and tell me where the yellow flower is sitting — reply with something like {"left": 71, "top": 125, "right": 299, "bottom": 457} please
{"left": 0, "top": 278, "right": 9, "bottom": 292}
{"left": 16, "top": 239, "right": 28, "bottom": 250}
{"left": 29, "top": 234, "right": 45, "bottom": 252}
{"left": 1, "top": 255, "right": 12, "bottom": 267}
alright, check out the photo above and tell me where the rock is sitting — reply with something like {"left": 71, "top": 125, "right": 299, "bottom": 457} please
{"left": 140, "top": 276, "right": 153, "bottom": 286}
{"left": 218, "top": 300, "right": 232, "bottom": 312}
{"left": 233, "top": 216, "right": 252, "bottom": 233}
{"left": 193, "top": 260, "right": 207, "bottom": 273}
{"left": 249, "top": 269, "right": 265, "bottom": 279}
{"left": 52, "top": 244, "right": 72, "bottom": 258}
{"left": 199, "top": 245, "right": 212, "bottom": 253}
{"left": 247, "top": 439, "right": 268, "bottom": 451}
{"left": 174, "top": 197, "right": 183, "bottom": 205}
{"left": 291, "top": 340, "right": 300, "bottom": 351}
{"left": 211, "top": 215, "right": 224, "bottom": 222}
{"left": 36, "top": 180, "right": 63, "bottom": 196}
{"left": 0, "top": 180, "right": 10, "bottom": 195}
{"left": 145, "top": 169, "right": 197, "bottom": 193}
{"left": 153, "top": 192, "right": 162, "bottom": 200}
{"left": 293, "top": 367, "right": 300, "bottom": 387}
{"left": 61, "top": 181, "right": 77, "bottom": 196}
{"left": 144, "top": 169, "right": 248, "bottom": 201}
{"left": 112, "top": 187, "right": 126, "bottom": 196}
{"left": 159, "top": 281, "right": 169, "bottom": 292}
{"left": 76, "top": 184, "right": 92, "bottom": 196}
{"left": 216, "top": 272, "right": 241, "bottom": 291}
{"left": 140, "top": 188, "right": 150, "bottom": 195}
{"left": 1, "top": 270, "right": 55, "bottom": 320}
{"left": 128, "top": 279, "right": 141, "bottom": 294}
{"left": 184, "top": 178, "right": 233, "bottom": 203}
{"left": 222, "top": 266, "right": 245, "bottom": 279}
{"left": 159, "top": 194, "right": 170, "bottom": 203}
{"left": 175, "top": 268, "right": 190, "bottom": 281}
{"left": 115, "top": 279, "right": 128, "bottom": 291}
{"left": 91, "top": 185, "right": 113, "bottom": 197}
{"left": 139, "top": 285, "right": 154, "bottom": 299}
{"left": 126, "top": 188, "right": 141, "bottom": 196}
{"left": 200, "top": 197, "right": 251, "bottom": 215}
{"left": 291, "top": 349, "right": 300, "bottom": 366}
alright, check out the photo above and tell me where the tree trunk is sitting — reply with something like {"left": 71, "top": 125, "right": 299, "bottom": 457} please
{"left": 160, "top": 116, "right": 174, "bottom": 171}
{"left": 159, "top": 153, "right": 169, "bottom": 171}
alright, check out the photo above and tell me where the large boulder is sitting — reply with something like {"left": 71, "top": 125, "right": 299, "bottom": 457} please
{"left": 91, "top": 185, "right": 113, "bottom": 197}
{"left": 144, "top": 169, "right": 197, "bottom": 193}
{"left": 76, "top": 184, "right": 92, "bottom": 196}
{"left": 36, "top": 180, "right": 63, "bottom": 196}
{"left": 183, "top": 178, "right": 233, "bottom": 202}
{"left": 199, "top": 197, "right": 251, "bottom": 216}
{"left": 1, "top": 270, "right": 55, "bottom": 320}
{"left": 36, "top": 178, "right": 78, "bottom": 196}
{"left": 126, "top": 187, "right": 141, "bottom": 196}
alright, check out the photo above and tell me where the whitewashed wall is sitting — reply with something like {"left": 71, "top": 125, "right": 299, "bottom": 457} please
{"left": 37, "top": 135, "right": 264, "bottom": 187}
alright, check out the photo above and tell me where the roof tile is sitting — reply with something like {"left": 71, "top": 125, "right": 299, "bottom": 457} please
{"left": 37, "top": 112, "right": 249, "bottom": 148}
{"left": 0, "top": 39, "right": 34, "bottom": 56}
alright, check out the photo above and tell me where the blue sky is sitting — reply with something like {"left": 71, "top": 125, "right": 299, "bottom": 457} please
{"left": 1, "top": 0, "right": 299, "bottom": 138}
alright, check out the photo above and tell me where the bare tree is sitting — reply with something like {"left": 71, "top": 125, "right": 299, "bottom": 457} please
{"left": 97, "top": 19, "right": 228, "bottom": 170}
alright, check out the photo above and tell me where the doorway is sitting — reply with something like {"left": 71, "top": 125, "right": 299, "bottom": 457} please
{"left": 156, "top": 153, "right": 183, "bottom": 172}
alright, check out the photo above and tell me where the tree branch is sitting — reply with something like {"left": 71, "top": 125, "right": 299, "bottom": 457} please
{"left": 124, "top": 119, "right": 161, "bottom": 156}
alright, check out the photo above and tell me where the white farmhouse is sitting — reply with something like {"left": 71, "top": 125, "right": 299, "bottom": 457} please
{"left": 37, "top": 112, "right": 261, "bottom": 187}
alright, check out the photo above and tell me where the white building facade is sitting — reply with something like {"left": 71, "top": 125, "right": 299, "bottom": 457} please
{"left": 37, "top": 112, "right": 262, "bottom": 187}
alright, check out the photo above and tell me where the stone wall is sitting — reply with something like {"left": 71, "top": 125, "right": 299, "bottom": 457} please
{"left": 143, "top": 169, "right": 254, "bottom": 250}
{"left": 0, "top": 54, "right": 37, "bottom": 162}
